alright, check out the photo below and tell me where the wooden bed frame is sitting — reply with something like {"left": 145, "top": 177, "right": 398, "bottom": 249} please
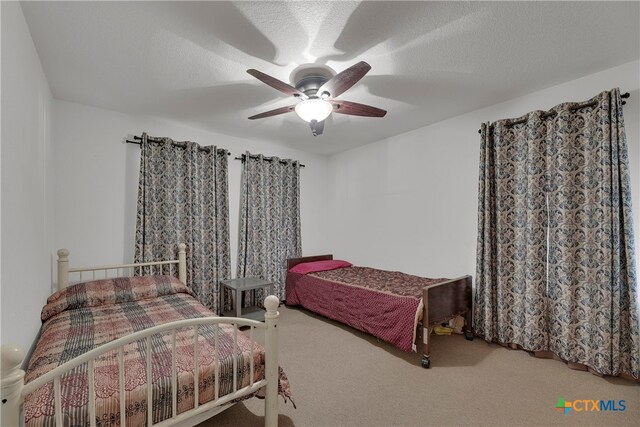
{"left": 1, "top": 244, "right": 281, "bottom": 427}
{"left": 287, "top": 255, "right": 473, "bottom": 369}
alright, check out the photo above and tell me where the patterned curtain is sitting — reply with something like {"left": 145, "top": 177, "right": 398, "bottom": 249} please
{"left": 134, "top": 133, "right": 231, "bottom": 314}
{"left": 475, "top": 89, "right": 639, "bottom": 378}
{"left": 237, "top": 152, "right": 302, "bottom": 304}
{"left": 474, "top": 113, "right": 550, "bottom": 350}
{"left": 546, "top": 89, "right": 638, "bottom": 377}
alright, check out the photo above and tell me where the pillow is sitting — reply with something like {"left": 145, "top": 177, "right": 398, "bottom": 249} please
{"left": 289, "top": 259, "right": 353, "bottom": 275}
{"left": 42, "top": 275, "right": 193, "bottom": 322}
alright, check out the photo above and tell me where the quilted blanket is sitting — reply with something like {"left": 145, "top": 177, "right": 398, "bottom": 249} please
{"left": 24, "top": 275, "right": 292, "bottom": 426}
{"left": 286, "top": 266, "right": 446, "bottom": 352}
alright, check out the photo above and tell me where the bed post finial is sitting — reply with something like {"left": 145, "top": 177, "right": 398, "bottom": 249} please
{"left": 177, "top": 243, "right": 187, "bottom": 284}
{"left": 1, "top": 345, "right": 25, "bottom": 427}
{"left": 263, "top": 295, "right": 279, "bottom": 427}
{"left": 264, "top": 295, "right": 279, "bottom": 315}
{"left": 57, "top": 248, "right": 70, "bottom": 291}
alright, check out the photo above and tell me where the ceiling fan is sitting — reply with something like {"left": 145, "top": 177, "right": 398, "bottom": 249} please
{"left": 246, "top": 61, "right": 387, "bottom": 136}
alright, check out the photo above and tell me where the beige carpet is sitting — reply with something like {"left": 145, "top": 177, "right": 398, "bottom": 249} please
{"left": 201, "top": 306, "right": 639, "bottom": 426}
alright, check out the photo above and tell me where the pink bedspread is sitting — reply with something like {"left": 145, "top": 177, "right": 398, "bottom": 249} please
{"left": 25, "top": 276, "right": 293, "bottom": 426}
{"left": 286, "top": 266, "right": 446, "bottom": 352}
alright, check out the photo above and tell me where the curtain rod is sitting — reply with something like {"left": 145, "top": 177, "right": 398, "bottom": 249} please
{"left": 477, "top": 91, "right": 630, "bottom": 134}
{"left": 125, "top": 135, "right": 230, "bottom": 155}
{"left": 234, "top": 154, "right": 305, "bottom": 168}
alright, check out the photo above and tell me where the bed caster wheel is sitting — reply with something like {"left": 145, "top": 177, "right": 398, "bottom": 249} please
{"left": 421, "top": 355, "right": 431, "bottom": 369}
{"left": 465, "top": 331, "right": 474, "bottom": 341}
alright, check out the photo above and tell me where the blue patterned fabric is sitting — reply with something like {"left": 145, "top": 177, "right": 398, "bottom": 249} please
{"left": 475, "top": 89, "right": 639, "bottom": 378}
{"left": 134, "top": 133, "right": 231, "bottom": 314}
{"left": 237, "top": 152, "right": 302, "bottom": 303}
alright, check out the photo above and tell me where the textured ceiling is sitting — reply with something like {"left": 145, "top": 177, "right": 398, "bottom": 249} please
{"left": 21, "top": 1, "right": 640, "bottom": 155}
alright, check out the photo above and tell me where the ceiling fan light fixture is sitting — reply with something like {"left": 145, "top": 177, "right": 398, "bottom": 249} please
{"left": 294, "top": 99, "right": 333, "bottom": 123}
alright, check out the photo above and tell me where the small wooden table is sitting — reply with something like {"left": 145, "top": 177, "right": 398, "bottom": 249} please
{"left": 221, "top": 277, "right": 275, "bottom": 321}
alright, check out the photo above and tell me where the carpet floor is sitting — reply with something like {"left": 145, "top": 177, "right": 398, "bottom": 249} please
{"left": 201, "top": 306, "right": 639, "bottom": 426}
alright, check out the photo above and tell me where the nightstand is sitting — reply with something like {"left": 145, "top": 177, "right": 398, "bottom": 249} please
{"left": 220, "top": 277, "right": 275, "bottom": 321}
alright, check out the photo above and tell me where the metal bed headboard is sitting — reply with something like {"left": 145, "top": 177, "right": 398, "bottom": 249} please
{"left": 56, "top": 243, "right": 187, "bottom": 290}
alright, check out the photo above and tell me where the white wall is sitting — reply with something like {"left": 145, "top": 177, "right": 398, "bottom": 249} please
{"left": 1, "top": 1, "right": 54, "bottom": 351}
{"left": 52, "top": 100, "right": 329, "bottom": 277}
{"left": 326, "top": 60, "right": 640, "bottom": 281}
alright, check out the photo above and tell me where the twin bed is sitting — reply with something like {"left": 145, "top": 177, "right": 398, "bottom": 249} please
{"left": 285, "top": 255, "right": 473, "bottom": 368}
{"left": 1, "top": 245, "right": 287, "bottom": 427}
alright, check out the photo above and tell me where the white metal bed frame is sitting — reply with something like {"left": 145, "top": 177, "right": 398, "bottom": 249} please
{"left": 0, "top": 245, "right": 280, "bottom": 427}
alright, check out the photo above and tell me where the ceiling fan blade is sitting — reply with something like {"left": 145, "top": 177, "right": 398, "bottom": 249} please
{"left": 330, "top": 100, "right": 387, "bottom": 117}
{"left": 309, "top": 119, "right": 325, "bottom": 136}
{"left": 317, "top": 61, "right": 371, "bottom": 99}
{"left": 248, "top": 105, "right": 295, "bottom": 120}
{"left": 247, "top": 69, "right": 307, "bottom": 99}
